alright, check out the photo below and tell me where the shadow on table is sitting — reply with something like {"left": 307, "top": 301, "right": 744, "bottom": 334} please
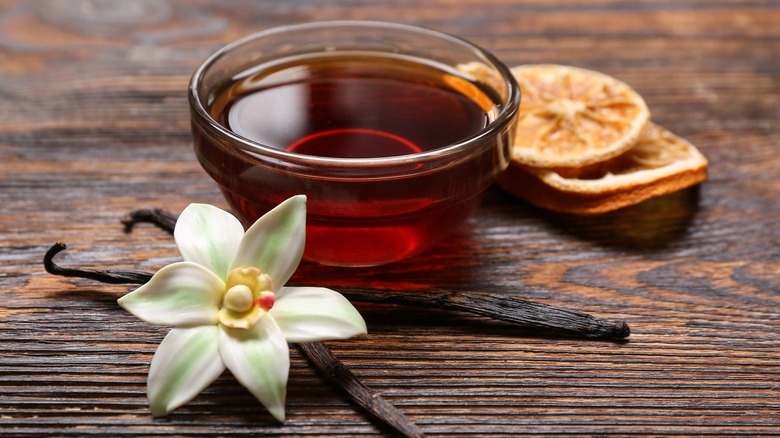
{"left": 493, "top": 184, "right": 704, "bottom": 253}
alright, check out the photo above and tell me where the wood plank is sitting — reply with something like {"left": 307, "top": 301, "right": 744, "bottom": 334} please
{"left": 1, "top": 0, "right": 778, "bottom": 435}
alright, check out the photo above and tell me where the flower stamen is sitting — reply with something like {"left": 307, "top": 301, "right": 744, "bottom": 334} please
{"left": 256, "top": 291, "right": 275, "bottom": 310}
{"left": 218, "top": 267, "right": 275, "bottom": 329}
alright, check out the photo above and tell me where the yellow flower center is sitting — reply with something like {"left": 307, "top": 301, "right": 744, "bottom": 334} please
{"left": 217, "top": 267, "right": 275, "bottom": 330}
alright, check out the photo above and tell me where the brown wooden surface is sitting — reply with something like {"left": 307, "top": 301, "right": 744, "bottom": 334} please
{"left": 1, "top": 0, "right": 778, "bottom": 435}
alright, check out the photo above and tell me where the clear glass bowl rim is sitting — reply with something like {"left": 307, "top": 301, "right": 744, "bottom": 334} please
{"left": 188, "top": 20, "right": 520, "bottom": 170}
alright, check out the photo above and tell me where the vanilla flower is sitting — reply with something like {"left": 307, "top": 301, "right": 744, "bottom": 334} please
{"left": 117, "top": 195, "right": 366, "bottom": 421}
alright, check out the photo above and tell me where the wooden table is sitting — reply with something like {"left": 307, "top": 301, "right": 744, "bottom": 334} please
{"left": 2, "top": 0, "right": 778, "bottom": 435}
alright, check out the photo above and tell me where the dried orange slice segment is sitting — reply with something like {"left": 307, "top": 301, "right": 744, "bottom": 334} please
{"left": 455, "top": 61, "right": 506, "bottom": 97}
{"left": 497, "top": 123, "right": 708, "bottom": 214}
{"left": 449, "top": 62, "right": 505, "bottom": 113}
{"left": 511, "top": 64, "right": 650, "bottom": 168}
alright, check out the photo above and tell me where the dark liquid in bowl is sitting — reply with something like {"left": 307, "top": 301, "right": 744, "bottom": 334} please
{"left": 213, "top": 54, "right": 490, "bottom": 158}
{"left": 196, "top": 53, "right": 507, "bottom": 266}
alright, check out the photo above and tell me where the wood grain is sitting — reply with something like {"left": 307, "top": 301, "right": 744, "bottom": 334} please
{"left": 1, "top": 0, "right": 778, "bottom": 435}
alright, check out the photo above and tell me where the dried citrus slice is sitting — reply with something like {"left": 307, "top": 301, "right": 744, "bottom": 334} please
{"left": 511, "top": 64, "right": 650, "bottom": 168}
{"left": 450, "top": 61, "right": 508, "bottom": 113}
{"left": 497, "top": 123, "right": 708, "bottom": 214}
{"left": 455, "top": 62, "right": 506, "bottom": 96}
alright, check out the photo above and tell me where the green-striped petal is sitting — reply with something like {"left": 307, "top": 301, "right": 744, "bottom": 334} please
{"left": 218, "top": 315, "right": 289, "bottom": 422}
{"left": 230, "top": 195, "right": 306, "bottom": 292}
{"left": 117, "top": 262, "right": 224, "bottom": 327}
{"left": 147, "top": 326, "right": 224, "bottom": 417}
{"left": 271, "top": 287, "right": 367, "bottom": 343}
{"left": 175, "top": 203, "right": 245, "bottom": 279}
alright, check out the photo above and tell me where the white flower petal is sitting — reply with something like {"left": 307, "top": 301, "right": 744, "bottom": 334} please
{"left": 147, "top": 326, "right": 224, "bottom": 417}
{"left": 118, "top": 262, "right": 223, "bottom": 327}
{"left": 218, "top": 315, "right": 290, "bottom": 422}
{"left": 230, "top": 195, "right": 306, "bottom": 292}
{"left": 174, "top": 203, "right": 245, "bottom": 279}
{"left": 271, "top": 287, "right": 367, "bottom": 343}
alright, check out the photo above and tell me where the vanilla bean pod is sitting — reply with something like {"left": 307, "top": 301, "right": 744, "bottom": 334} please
{"left": 44, "top": 242, "right": 152, "bottom": 284}
{"left": 43, "top": 242, "right": 424, "bottom": 438}
{"left": 297, "top": 342, "right": 425, "bottom": 438}
{"left": 124, "top": 207, "right": 630, "bottom": 340}
{"left": 121, "top": 208, "right": 177, "bottom": 233}
{"left": 336, "top": 287, "right": 629, "bottom": 340}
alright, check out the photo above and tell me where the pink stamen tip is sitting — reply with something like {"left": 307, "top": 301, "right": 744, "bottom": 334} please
{"left": 256, "top": 293, "right": 275, "bottom": 310}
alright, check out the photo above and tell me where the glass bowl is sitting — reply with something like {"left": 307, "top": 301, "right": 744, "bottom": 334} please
{"left": 189, "top": 21, "right": 519, "bottom": 266}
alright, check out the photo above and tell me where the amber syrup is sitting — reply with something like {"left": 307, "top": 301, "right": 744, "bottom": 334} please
{"left": 197, "top": 53, "right": 500, "bottom": 265}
